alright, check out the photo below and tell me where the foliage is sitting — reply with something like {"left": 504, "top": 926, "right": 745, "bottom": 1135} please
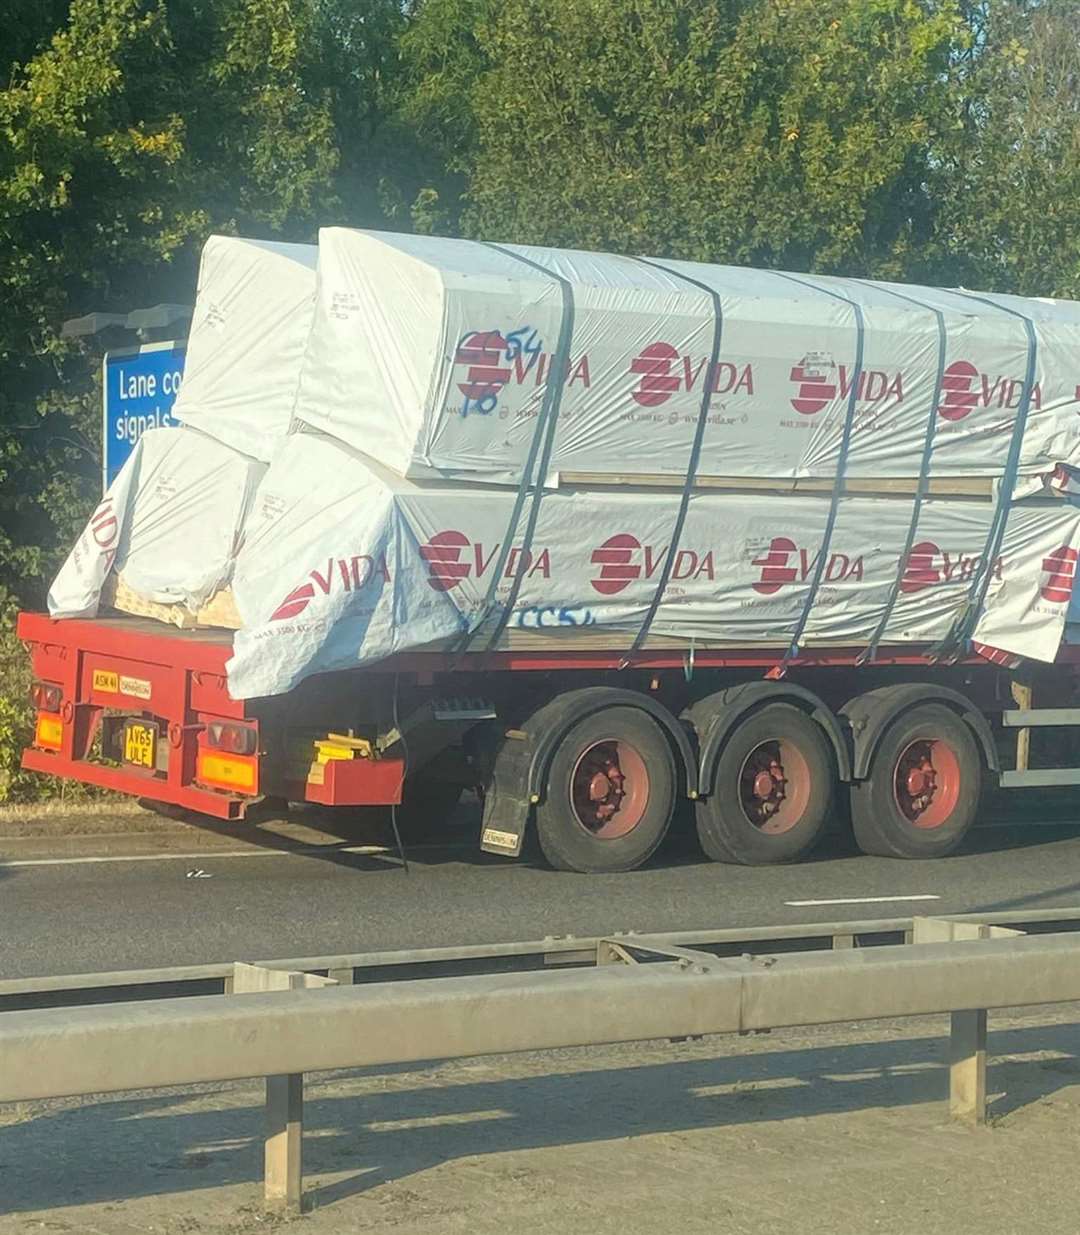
{"left": 1, "top": 0, "right": 1078, "bottom": 798}
{"left": 933, "top": 0, "right": 1080, "bottom": 297}
{"left": 0, "top": 0, "right": 406, "bottom": 618}
{"left": 405, "top": 0, "right": 967, "bottom": 275}
{"left": 0, "top": 0, "right": 404, "bottom": 799}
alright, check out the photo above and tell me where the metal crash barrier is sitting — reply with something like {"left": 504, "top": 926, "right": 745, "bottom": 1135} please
{"left": 2, "top": 915, "right": 1080, "bottom": 1213}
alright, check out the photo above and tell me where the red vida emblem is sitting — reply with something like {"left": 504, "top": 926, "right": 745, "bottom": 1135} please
{"left": 420, "top": 530, "right": 551, "bottom": 592}
{"left": 590, "top": 534, "right": 643, "bottom": 594}
{"left": 897, "top": 542, "right": 1005, "bottom": 594}
{"left": 628, "top": 342, "right": 754, "bottom": 407}
{"left": 589, "top": 533, "right": 716, "bottom": 594}
{"left": 454, "top": 331, "right": 512, "bottom": 403}
{"left": 750, "top": 537, "right": 863, "bottom": 594}
{"left": 1040, "top": 546, "right": 1078, "bottom": 603}
{"left": 788, "top": 358, "right": 904, "bottom": 415}
{"left": 269, "top": 553, "right": 390, "bottom": 620}
{"left": 937, "top": 360, "right": 1044, "bottom": 421}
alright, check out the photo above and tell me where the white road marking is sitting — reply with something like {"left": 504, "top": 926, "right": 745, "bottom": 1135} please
{"left": 784, "top": 894, "right": 941, "bottom": 907}
{"left": 976, "top": 819, "right": 1080, "bottom": 830}
{"left": 0, "top": 842, "right": 470, "bottom": 870}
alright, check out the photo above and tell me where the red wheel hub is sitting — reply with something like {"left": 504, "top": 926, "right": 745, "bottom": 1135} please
{"left": 570, "top": 740, "right": 649, "bottom": 839}
{"left": 738, "top": 740, "right": 811, "bottom": 835}
{"left": 893, "top": 739, "right": 960, "bottom": 830}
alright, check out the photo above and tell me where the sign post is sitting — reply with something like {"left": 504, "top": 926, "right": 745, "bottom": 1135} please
{"left": 102, "top": 341, "right": 187, "bottom": 491}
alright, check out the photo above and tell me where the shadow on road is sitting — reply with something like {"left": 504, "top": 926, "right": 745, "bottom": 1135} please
{"left": 0, "top": 1020, "right": 1076, "bottom": 1216}
{"left": 138, "top": 794, "right": 511, "bottom": 876}
{"left": 125, "top": 782, "right": 1080, "bottom": 882}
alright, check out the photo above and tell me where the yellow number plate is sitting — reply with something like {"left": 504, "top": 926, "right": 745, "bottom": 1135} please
{"left": 123, "top": 721, "right": 157, "bottom": 769}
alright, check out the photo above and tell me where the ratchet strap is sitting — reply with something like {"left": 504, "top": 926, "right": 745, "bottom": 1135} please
{"left": 620, "top": 256, "right": 724, "bottom": 661}
{"left": 452, "top": 242, "right": 576, "bottom": 654}
{"left": 930, "top": 292, "right": 1037, "bottom": 658}
{"left": 768, "top": 271, "right": 865, "bottom": 674}
{"left": 858, "top": 284, "right": 948, "bottom": 664}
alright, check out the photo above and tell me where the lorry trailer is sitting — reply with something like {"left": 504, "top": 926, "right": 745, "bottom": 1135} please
{"left": 22, "top": 229, "right": 1080, "bottom": 872}
{"left": 19, "top": 607, "right": 1080, "bottom": 873}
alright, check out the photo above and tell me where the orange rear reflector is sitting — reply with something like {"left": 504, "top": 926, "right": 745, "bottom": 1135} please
{"left": 35, "top": 713, "right": 63, "bottom": 751}
{"left": 196, "top": 750, "right": 257, "bottom": 793}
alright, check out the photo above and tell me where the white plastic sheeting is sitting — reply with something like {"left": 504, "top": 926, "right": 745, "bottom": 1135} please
{"left": 48, "top": 427, "right": 265, "bottom": 620}
{"left": 294, "top": 228, "right": 1080, "bottom": 485}
{"left": 170, "top": 236, "right": 317, "bottom": 461}
{"left": 222, "top": 431, "right": 1080, "bottom": 699}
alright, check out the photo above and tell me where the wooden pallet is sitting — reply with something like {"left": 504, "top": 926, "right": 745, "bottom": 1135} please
{"left": 560, "top": 472, "right": 997, "bottom": 497}
{"left": 103, "top": 575, "right": 243, "bottom": 631}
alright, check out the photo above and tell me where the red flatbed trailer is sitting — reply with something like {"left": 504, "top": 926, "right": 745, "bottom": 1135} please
{"left": 17, "top": 608, "right": 1080, "bottom": 872}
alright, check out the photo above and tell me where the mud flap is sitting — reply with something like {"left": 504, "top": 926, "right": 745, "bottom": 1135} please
{"left": 479, "top": 729, "right": 533, "bottom": 857}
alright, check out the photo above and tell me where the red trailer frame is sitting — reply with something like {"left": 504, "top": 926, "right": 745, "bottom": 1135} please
{"left": 19, "top": 608, "right": 1080, "bottom": 843}
{"left": 17, "top": 611, "right": 409, "bottom": 818}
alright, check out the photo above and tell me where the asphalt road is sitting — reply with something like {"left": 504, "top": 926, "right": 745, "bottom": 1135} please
{"left": 3, "top": 798, "right": 1080, "bottom": 979}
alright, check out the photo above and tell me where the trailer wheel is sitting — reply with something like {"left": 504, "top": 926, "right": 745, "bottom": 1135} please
{"left": 696, "top": 704, "right": 832, "bottom": 865}
{"left": 535, "top": 706, "right": 676, "bottom": 873}
{"left": 850, "top": 703, "right": 980, "bottom": 859}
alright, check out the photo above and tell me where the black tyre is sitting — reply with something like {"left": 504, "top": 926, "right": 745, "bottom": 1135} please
{"left": 850, "top": 703, "right": 980, "bottom": 859}
{"left": 696, "top": 703, "right": 833, "bottom": 865}
{"left": 535, "top": 706, "right": 676, "bottom": 873}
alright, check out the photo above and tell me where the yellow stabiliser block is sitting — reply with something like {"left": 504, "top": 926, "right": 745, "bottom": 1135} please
{"left": 314, "top": 743, "right": 356, "bottom": 764}
{"left": 314, "top": 735, "right": 374, "bottom": 764}
{"left": 197, "top": 750, "right": 257, "bottom": 793}
{"left": 35, "top": 713, "right": 63, "bottom": 750}
{"left": 313, "top": 731, "right": 373, "bottom": 760}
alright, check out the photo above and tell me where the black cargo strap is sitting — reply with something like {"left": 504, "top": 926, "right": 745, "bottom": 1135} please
{"left": 621, "top": 256, "right": 724, "bottom": 661}
{"left": 453, "top": 243, "right": 576, "bottom": 654}
{"left": 858, "top": 284, "right": 948, "bottom": 664}
{"left": 931, "top": 292, "right": 1037, "bottom": 658}
{"left": 768, "top": 271, "right": 865, "bottom": 673}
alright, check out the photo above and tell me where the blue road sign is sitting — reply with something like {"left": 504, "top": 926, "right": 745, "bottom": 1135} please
{"left": 102, "top": 341, "right": 187, "bottom": 490}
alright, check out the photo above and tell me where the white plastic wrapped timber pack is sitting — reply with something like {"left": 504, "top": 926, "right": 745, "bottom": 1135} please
{"left": 48, "top": 427, "right": 265, "bottom": 621}
{"left": 221, "top": 431, "right": 1080, "bottom": 699}
{"left": 293, "top": 228, "right": 1080, "bottom": 487}
{"left": 169, "top": 235, "right": 317, "bottom": 461}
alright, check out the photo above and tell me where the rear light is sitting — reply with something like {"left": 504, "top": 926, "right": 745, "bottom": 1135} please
{"left": 196, "top": 750, "right": 258, "bottom": 793}
{"left": 31, "top": 681, "right": 62, "bottom": 712}
{"left": 205, "top": 721, "right": 258, "bottom": 755}
{"left": 34, "top": 713, "right": 63, "bottom": 750}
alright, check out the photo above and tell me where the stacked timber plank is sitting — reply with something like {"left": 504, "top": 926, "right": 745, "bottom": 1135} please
{"left": 48, "top": 230, "right": 1080, "bottom": 699}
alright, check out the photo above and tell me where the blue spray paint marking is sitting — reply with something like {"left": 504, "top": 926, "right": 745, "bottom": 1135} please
{"left": 462, "top": 389, "right": 500, "bottom": 417}
{"left": 504, "top": 326, "right": 542, "bottom": 370}
{"left": 511, "top": 606, "right": 597, "bottom": 629}
{"left": 458, "top": 326, "right": 543, "bottom": 418}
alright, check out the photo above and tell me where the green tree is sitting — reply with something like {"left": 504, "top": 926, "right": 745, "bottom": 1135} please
{"left": 932, "top": 0, "right": 1080, "bottom": 297}
{"left": 403, "top": 0, "right": 967, "bottom": 275}
{"left": 0, "top": 0, "right": 405, "bottom": 616}
{"left": 0, "top": 0, "right": 405, "bottom": 798}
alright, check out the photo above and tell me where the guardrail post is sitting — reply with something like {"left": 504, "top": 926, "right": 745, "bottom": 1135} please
{"left": 910, "top": 917, "right": 1018, "bottom": 1128}
{"left": 231, "top": 963, "right": 337, "bottom": 1212}
{"left": 950, "top": 1009, "right": 988, "bottom": 1126}
{"left": 265, "top": 1072, "right": 304, "bottom": 1213}
{"left": 265, "top": 1076, "right": 302, "bottom": 1210}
